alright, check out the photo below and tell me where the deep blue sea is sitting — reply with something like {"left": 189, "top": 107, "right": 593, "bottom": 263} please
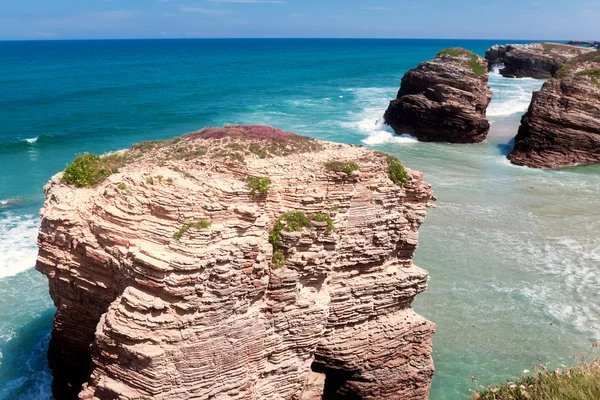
{"left": 1, "top": 39, "right": 599, "bottom": 400}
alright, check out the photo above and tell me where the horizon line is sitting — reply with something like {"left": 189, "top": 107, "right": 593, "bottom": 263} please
{"left": 0, "top": 37, "right": 582, "bottom": 43}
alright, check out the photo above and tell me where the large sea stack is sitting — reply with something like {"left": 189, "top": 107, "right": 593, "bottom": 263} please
{"left": 384, "top": 48, "right": 493, "bottom": 143}
{"left": 36, "top": 125, "right": 436, "bottom": 400}
{"left": 507, "top": 51, "right": 600, "bottom": 168}
{"left": 485, "top": 42, "right": 594, "bottom": 79}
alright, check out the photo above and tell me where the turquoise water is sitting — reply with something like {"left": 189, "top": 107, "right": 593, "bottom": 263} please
{"left": 1, "top": 39, "right": 598, "bottom": 399}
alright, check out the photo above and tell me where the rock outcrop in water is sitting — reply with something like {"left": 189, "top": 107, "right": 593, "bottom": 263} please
{"left": 36, "top": 125, "right": 436, "bottom": 400}
{"left": 384, "top": 48, "right": 493, "bottom": 143}
{"left": 485, "top": 42, "right": 594, "bottom": 79}
{"left": 507, "top": 51, "right": 600, "bottom": 168}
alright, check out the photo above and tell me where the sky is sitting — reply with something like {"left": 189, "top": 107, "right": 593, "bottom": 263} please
{"left": 0, "top": 0, "right": 598, "bottom": 41}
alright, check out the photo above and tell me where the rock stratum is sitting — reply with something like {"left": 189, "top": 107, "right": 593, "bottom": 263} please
{"left": 384, "top": 48, "right": 492, "bottom": 143}
{"left": 508, "top": 51, "right": 600, "bottom": 168}
{"left": 36, "top": 125, "right": 436, "bottom": 400}
{"left": 485, "top": 42, "right": 594, "bottom": 79}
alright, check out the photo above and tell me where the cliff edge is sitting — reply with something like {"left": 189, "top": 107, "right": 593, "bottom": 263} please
{"left": 384, "top": 48, "right": 492, "bottom": 143}
{"left": 36, "top": 125, "right": 436, "bottom": 400}
{"left": 507, "top": 51, "right": 600, "bottom": 168}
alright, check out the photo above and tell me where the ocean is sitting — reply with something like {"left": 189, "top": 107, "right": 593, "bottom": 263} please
{"left": 0, "top": 39, "right": 598, "bottom": 399}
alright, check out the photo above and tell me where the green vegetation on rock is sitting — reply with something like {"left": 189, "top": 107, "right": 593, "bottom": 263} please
{"left": 247, "top": 176, "right": 272, "bottom": 196}
{"left": 268, "top": 211, "right": 335, "bottom": 268}
{"left": 173, "top": 220, "right": 211, "bottom": 241}
{"left": 323, "top": 160, "right": 360, "bottom": 175}
{"left": 437, "top": 48, "right": 486, "bottom": 76}
{"left": 62, "top": 152, "right": 127, "bottom": 188}
{"left": 386, "top": 155, "right": 409, "bottom": 186}
{"left": 576, "top": 69, "right": 600, "bottom": 88}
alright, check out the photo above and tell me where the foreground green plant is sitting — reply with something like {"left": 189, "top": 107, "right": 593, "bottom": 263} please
{"left": 173, "top": 220, "right": 211, "bottom": 241}
{"left": 268, "top": 211, "right": 335, "bottom": 267}
{"left": 62, "top": 152, "right": 127, "bottom": 188}
{"left": 472, "top": 343, "right": 600, "bottom": 400}
{"left": 247, "top": 176, "right": 272, "bottom": 196}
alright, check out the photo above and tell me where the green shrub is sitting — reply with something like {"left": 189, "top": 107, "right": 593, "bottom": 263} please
{"left": 173, "top": 220, "right": 211, "bottom": 241}
{"left": 386, "top": 155, "right": 409, "bottom": 186}
{"left": 116, "top": 183, "right": 126, "bottom": 190}
{"left": 272, "top": 249, "right": 286, "bottom": 268}
{"left": 247, "top": 176, "right": 272, "bottom": 196}
{"left": 324, "top": 161, "right": 360, "bottom": 175}
{"left": 145, "top": 177, "right": 154, "bottom": 185}
{"left": 268, "top": 212, "right": 335, "bottom": 268}
{"left": 62, "top": 152, "right": 127, "bottom": 188}
{"left": 309, "top": 213, "right": 335, "bottom": 233}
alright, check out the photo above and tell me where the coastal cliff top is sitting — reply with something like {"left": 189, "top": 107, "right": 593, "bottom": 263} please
{"left": 556, "top": 49, "right": 600, "bottom": 85}
{"left": 433, "top": 47, "right": 487, "bottom": 76}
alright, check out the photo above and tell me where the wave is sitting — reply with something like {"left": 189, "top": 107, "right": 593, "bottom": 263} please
{"left": 487, "top": 71, "right": 545, "bottom": 118}
{"left": 0, "top": 213, "right": 40, "bottom": 279}
{"left": 0, "top": 135, "right": 54, "bottom": 151}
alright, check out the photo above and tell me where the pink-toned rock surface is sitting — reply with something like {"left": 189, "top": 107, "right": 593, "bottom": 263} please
{"left": 36, "top": 125, "right": 435, "bottom": 400}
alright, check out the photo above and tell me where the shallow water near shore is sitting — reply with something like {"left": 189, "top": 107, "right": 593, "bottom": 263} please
{"left": 0, "top": 39, "right": 598, "bottom": 399}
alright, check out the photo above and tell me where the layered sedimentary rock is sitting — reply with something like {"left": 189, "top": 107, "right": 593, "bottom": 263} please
{"left": 507, "top": 51, "right": 600, "bottom": 168}
{"left": 36, "top": 125, "right": 436, "bottom": 400}
{"left": 384, "top": 48, "right": 493, "bottom": 143}
{"left": 485, "top": 42, "right": 593, "bottom": 78}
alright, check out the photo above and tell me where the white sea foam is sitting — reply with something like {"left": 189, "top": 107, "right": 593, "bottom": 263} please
{"left": 0, "top": 213, "right": 40, "bottom": 279}
{"left": 23, "top": 137, "right": 38, "bottom": 144}
{"left": 486, "top": 71, "right": 545, "bottom": 118}
{"left": 337, "top": 87, "right": 418, "bottom": 145}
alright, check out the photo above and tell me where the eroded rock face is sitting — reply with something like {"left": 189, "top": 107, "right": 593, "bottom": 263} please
{"left": 36, "top": 125, "right": 436, "bottom": 400}
{"left": 507, "top": 51, "right": 600, "bottom": 168}
{"left": 485, "top": 42, "right": 593, "bottom": 78}
{"left": 384, "top": 48, "right": 493, "bottom": 143}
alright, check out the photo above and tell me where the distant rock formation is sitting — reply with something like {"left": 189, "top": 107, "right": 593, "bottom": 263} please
{"left": 567, "top": 40, "right": 600, "bottom": 49}
{"left": 508, "top": 51, "right": 600, "bottom": 168}
{"left": 384, "top": 48, "right": 493, "bottom": 143}
{"left": 36, "top": 125, "right": 437, "bottom": 400}
{"left": 485, "top": 42, "right": 594, "bottom": 78}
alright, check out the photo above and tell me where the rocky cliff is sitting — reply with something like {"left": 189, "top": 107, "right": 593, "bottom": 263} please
{"left": 507, "top": 51, "right": 600, "bottom": 168}
{"left": 485, "top": 42, "right": 594, "bottom": 78}
{"left": 36, "top": 125, "right": 436, "bottom": 400}
{"left": 384, "top": 48, "right": 492, "bottom": 143}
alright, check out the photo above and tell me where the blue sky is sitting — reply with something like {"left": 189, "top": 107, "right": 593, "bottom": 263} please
{"left": 0, "top": 0, "right": 598, "bottom": 40}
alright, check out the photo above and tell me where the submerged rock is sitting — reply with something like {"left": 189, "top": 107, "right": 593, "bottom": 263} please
{"left": 36, "top": 125, "right": 436, "bottom": 399}
{"left": 508, "top": 51, "right": 600, "bottom": 168}
{"left": 485, "top": 42, "right": 594, "bottom": 79}
{"left": 384, "top": 48, "right": 492, "bottom": 143}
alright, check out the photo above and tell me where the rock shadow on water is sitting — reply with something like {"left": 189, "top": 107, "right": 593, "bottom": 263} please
{"left": 0, "top": 307, "right": 55, "bottom": 400}
{"left": 496, "top": 138, "right": 515, "bottom": 157}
